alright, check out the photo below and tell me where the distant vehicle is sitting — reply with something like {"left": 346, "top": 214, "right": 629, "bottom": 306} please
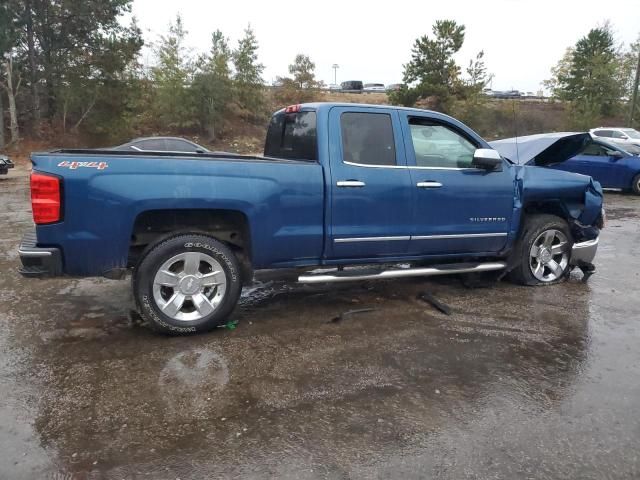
{"left": 0, "top": 155, "right": 15, "bottom": 175}
{"left": 522, "top": 91, "right": 537, "bottom": 98}
{"left": 386, "top": 83, "right": 403, "bottom": 92}
{"left": 482, "top": 88, "right": 495, "bottom": 97}
{"left": 363, "top": 83, "right": 386, "bottom": 93}
{"left": 114, "top": 137, "right": 209, "bottom": 153}
{"left": 340, "top": 80, "right": 363, "bottom": 93}
{"left": 328, "top": 83, "right": 341, "bottom": 91}
{"left": 493, "top": 90, "right": 521, "bottom": 99}
{"left": 590, "top": 128, "right": 640, "bottom": 154}
{"left": 491, "top": 132, "right": 640, "bottom": 195}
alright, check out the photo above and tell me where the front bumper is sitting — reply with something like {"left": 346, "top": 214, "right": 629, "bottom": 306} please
{"left": 18, "top": 230, "right": 63, "bottom": 278}
{"left": 570, "top": 237, "right": 599, "bottom": 266}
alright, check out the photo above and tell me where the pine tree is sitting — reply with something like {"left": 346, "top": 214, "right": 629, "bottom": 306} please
{"left": 233, "top": 25, "right": 264, "bottom": 113}
{"left": 191, "top": 30, "right": 234, "bottom": 139}
{"left": 151, "top": 15, "right": 195, "bottom": 129}
{"left": 391, "top": 20, "right": 466, "bottom": 112}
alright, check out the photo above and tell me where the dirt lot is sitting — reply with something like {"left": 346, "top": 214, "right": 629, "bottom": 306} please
{"left": 1, "top": 165, "right": 640, "bottom": 479}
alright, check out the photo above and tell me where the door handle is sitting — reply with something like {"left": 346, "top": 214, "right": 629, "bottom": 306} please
{"left": 336, "top": 180, "right": 366, "bottom": 187}
{"left": 416, "top": 181, "right": 443, "bottom": 188}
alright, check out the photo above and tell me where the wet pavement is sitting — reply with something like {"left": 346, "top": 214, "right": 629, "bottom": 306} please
{"left": 1, "top": 166, "right": 640, "bottom": 479}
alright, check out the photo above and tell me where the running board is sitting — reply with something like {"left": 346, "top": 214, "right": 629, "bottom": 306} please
{"left": 297, "top": 261, "right": 507, "bottom": 284}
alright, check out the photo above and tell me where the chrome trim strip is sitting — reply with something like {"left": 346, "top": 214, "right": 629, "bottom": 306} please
{"left": 334, "top": 233, "right": 508, "bottom": 243}
{"left": 412, "top": 232, "right": 508, "bottom": 240}
{"left": 343, "top": 160, "right": 476, "bottom": 171}
{"left": 343, "top": 160, "right": 404, "bottom": 170}
{"left": 334, "top": 236, "right": 411, "bottom": 243}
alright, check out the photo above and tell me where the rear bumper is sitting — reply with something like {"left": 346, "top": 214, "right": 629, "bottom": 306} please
{"left": 18, "top": 230, "right": 63, "bottom": 277}
{"left": 570, "top": 237, "right": 599, "bottom": 266}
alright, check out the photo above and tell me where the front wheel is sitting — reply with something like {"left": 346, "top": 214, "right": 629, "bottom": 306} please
{"left": 133, "top": 234, "right": 243, "bottom": 334}
{"left": 631, "top": 174, "right": 640, "bottom": 195}
{"left": 508, "top": 214, "right": 573, "bottom": 286}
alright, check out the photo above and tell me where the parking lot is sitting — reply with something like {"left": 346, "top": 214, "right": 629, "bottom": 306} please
{"left": 1, "top": 165, "right": 640, "bottom": 479}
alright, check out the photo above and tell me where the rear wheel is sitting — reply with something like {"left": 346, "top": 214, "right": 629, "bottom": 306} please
{"left": 631, "top": 174, "right": 640, "bottom": 195}
{"left": 508, "top": 214, "right": 573, "bottom": 286}
{"left": 133, "top": 234, "right": 242, "bottom": 334}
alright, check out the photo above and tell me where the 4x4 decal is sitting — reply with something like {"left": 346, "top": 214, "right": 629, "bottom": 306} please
{"left": 58, "top": 161, "right": 108, "bottom": 170}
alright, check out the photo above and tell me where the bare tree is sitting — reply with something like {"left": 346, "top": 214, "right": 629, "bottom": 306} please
{"left": 0, "top": 89, "right": 5, "bottom": 149}
{"left": 1, "top": 55, "right": 22, "bottom": 143}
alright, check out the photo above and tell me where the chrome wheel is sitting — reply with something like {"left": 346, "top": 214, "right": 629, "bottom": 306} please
{"left": 529, "top": 229, "right": 570, "bottom": 282}
{"left": 152, "top": 252, "right": 227, "bottom": 322}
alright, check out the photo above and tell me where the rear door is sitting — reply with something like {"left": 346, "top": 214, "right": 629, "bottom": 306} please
{"left": 399, "top": 112, "right": 514, "bottom": 255}
{"left": 327, "top": 106, "right": 413, "bottom": 259}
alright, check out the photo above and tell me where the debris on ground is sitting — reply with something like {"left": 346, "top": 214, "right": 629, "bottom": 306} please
{"left": 417, "top": 292, "right": 452, "bottom": 316}
{"left": 218, "top": 320, "right": 239, "bottom": 330}
{"left": 329, "top": 308, "right": 377, "bottom": 323}
{"left": 127, "top": 309, "right": 145, "bottom": 327}
{"left": 576, "top": 263, "right": 596, "bottom": 283}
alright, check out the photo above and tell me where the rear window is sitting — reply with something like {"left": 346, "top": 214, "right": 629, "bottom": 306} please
{"left": 264, "top": 111, "right": 317, "bottom": 161}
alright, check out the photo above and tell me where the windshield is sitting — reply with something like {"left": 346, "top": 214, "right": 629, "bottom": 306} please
{"left": 623, "top": 129, "right": 640, "bottom": 139}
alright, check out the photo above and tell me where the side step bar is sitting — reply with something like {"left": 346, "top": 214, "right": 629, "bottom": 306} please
{"left": 298, "top": 261, "right": 507, "bottom": 284}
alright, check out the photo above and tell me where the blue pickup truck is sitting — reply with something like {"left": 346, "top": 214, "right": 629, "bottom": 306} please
{"left": 19, "top": 103, "right": 604, "bottom": 334}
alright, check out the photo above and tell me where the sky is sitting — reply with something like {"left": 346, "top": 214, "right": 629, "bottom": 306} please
{"left": 128, "top": 0, "right": 639, "bottom": 93}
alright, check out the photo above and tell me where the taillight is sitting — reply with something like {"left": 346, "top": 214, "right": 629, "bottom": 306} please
{"left": 285, "top": 104, "right": 301, "bottom": 113}
{"left": 31, "top": 172, "right": 61, "bottom": 224}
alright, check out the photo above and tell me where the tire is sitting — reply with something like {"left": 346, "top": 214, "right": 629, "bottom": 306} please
{"left": 632, "top": 174, "right": 640, "bottom": 195}
{"left": 133, "top": 234, "right": 243, "bottom": 335}
{"left": 508, "top": 214, "right": 573, "bottom": 286}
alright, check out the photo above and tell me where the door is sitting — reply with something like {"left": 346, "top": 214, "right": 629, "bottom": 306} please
{"left": 564, "top": 143, "right": 625, "bottom": 188}
{"left": 327, "top": 107, "right": 413, "bottom": 259}
{"left": 399, "top": 112, "right": 515, "bottom": 255}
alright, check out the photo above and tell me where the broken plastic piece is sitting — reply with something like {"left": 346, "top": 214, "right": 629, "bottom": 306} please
{"left": 417, "top": 292, "right": 452, "bottom": 315}
{"left": 329, "top": 308, "right": 376, "bottom": 323}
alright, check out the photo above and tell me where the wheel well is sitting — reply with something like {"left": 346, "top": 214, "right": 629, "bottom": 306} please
{"left": 129, "top": 209, "right": 252, "bottom": 278}
{"left": 523, "top": 201, "right": 567, "bottom": 220}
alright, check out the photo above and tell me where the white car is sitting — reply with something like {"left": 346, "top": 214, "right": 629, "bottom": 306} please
{"left": 363, "top": 83, "right": 386, "bottom": 93}
{"left": 590, "top": 127, "right": 640, "bottom": 154}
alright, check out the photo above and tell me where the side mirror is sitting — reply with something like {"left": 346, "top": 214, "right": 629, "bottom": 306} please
{"left": 472, "top": 148, "right": 503, "bottom": 170}
{"left": 609, "top": 150, "right": 624, "bottom": 159}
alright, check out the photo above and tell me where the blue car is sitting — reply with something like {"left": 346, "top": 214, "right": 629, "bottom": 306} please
{"left": 491, "top": 133, "right": 640, "bottom": 195}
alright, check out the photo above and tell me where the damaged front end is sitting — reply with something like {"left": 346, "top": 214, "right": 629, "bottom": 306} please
{"left": 491, "top": 132, "right": 605, "bottom": 277}
{"left": 514, "top": 165, "right": 604, "bottom": 277}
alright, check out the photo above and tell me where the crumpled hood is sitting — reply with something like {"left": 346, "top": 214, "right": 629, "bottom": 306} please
{"left": 489, "top": 132, "right": 591, "bottom": 166}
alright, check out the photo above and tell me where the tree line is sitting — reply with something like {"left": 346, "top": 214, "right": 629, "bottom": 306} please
{"left": 0, "top": 1, "right": 272, "bottom": 147}
{"left": 0, "top": 2, "right": 638, "bottom": 150}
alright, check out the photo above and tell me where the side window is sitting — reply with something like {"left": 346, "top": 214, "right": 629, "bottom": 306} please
{"left": 137, "top": 139, "right": 167, "bottom": 151}
{"left": 594, "top": 130, "right": 612, "bottom": 138}
{"left": 340, "top": 112, "right": 396, "bottom": 166}
{"left": 264, "top": 111, "right": 317, "bottom": 161}
{"left": 581, "top": 144, "right": 607, "bottom": 156}
{"left": 611, "top": 130, "right": 626, "bottom": 139}
{"left": 166, "top": 139, "right": 198, "bottom": 152}
{"left": 408, "top": 119, "right": 477, "bottom": 168}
